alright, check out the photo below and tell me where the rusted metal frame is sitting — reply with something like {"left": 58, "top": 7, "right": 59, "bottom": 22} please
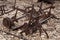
{"left": 13, "top": 4, "right": 54, "bottom": 13}
{"left": 12, "top": 8, "right": 37, "bottom": 22}
{"left": 0, "top": 6, "right": 15, "bottom": 16}
{"left": 18, "top": 16, "right": 50, "bottom": 37}
{"left": 11, "top": 5, "right": 54, "bottom": 16}
{"left": 12, "top": 8, "right": 53, "bottom": 30}
{"left": 12, "top": 4, "right": 40, "bottom": 29}
{"left": 0, "top": 4, "right": 16, "bottom": 16}
{"left": 20, "top": 4, "right": 35, "bottom": 35}
{"left": 20, "top": 4, "right": 38, "bottom": 35}
{"left": 0, "top": 3, "right": 54, "bottom": 16}
{"left": 0, "top": 0, "right": 16, "bottom": 16}
{"left": 0, "top": 9, "right": 15, "bottom": 16}
{"left": 34, "top": 16, "right": 49, "bottom": 38}
{"left": 34, "top": 5, "right": 55, "bottom": 38}
{"left": 35, "top": 14, "right": 49, "bottom": 38}
{"left": 32, "top": 10, "right": 49, "bottom": 38}
{"left": 1, "top": 2, "right": 55, "bottom": 38}
{"left": 28, "top": 5, "right": 54, "bottom": 38}
{"left": 11, "top": 4, "right": 54, "bottom": 29}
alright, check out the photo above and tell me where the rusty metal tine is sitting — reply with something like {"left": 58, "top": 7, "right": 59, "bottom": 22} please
{"left": 42, "top": 28, "right": 49, "bottom": 38}
{"left": 14, "top": 6, "right": 18, "bottom": 18}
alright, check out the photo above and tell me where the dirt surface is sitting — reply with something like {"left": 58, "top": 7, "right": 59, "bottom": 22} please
{"left": 0, "top": 0, "right": 60, "bottom": 40}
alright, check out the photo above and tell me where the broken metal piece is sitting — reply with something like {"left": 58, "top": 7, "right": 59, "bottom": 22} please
{"left": 2, "top": 1, "right": 60, "bottom": 39}
{"left": 3, "top": 17, "right": 15, "bottom": 29}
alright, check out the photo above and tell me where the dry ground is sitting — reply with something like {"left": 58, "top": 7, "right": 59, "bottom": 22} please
{"left": 0, "top": 0, "right": 60, "bottom": 40}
